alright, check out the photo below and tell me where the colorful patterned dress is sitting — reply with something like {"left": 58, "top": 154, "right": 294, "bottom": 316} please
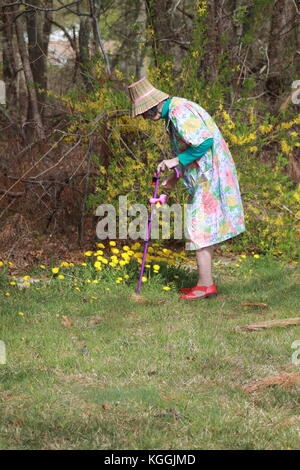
{"left": 166, "top": 97, "right": 245, "bottom": 250}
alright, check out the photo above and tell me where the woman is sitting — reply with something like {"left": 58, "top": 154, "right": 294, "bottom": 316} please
{"left": 128, "top": 77, "right": 245, "bottom": 300}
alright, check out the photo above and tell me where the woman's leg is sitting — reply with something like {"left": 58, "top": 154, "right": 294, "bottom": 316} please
{"left": 196, "top": 245, "right": 214, "bottom": 286}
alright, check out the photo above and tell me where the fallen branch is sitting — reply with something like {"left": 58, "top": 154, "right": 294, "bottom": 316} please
{"left": 243, "top": 372, "right": 300, "bottom": 393}
{"left": 237, "top": 317, "right": 300, "bottom": 331}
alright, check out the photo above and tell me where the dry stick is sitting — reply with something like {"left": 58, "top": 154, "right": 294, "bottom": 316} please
{"left": 0, "top": 134, "right": 65, "bottom": 206}
{"left": 237, "top": 317, "right": 300, "bottom": 331}
{"left": 78, "top": 136, "right": 94, "bottom": 242}
{"left": 30, "top": 137, "right": 82, "bottom": 179}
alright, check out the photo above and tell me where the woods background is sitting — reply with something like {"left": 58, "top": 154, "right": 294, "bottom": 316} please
{"left": 0, "top": 0, "right": 299, "bottom": 266}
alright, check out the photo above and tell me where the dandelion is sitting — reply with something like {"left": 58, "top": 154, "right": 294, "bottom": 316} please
{"left": 241, "top": 255, "right": 246, "bottom": 259}
{"left": 69, "top": 263, "right": 74, "bottom": 267}
{"left": 97, "top": 243, "right": 105, "bottom": 248}
{"left": 84, "top": 251, "right": 93, "bottom": 257}
{"left": 102, "top": 259, "right": 108, "bottom": 265}
{"left": 75, "top": 287, "right": 80, "bottom": 291}
{"left": 81, "top": 262, "right": 87, "bottom": 266}
{"left": 119, "top": 260, "right": 126, "bottom": 267}
{"left": 92, "top": 280, "right": 99, "bottom": 284}
{"left": 162, "top": 286, "right": 171, "bottom": 291}
{"left": 153, "top": 264, "right": 160, "bottom": 270}
{"left": 23, "top": 275, "right": 30, "bottom": 280}
{"left": 18, "top": 312, "right": 25, "bottom": 316}
{"left": 142, "top": 277, "right": 147, "bottom": 282}
{"left": 109, "top": 241, "right": 116, "bottom": 246}
{"left": 94, "top": 261, "right": 101, "bottom": 269}
{"left": 0, "top": 261, "right": 3, "bottom": 266}
{"left": 111, "top": 248, "right": 119, "bottom": 254}
{"left": 124, "top": 274, "right": 129, "bottom": 279}
{"left": 5, "top": 292, "right": 11, "bottom": 296}
{"left": 235, "top": 264, "right": 240, "bottom": 267}
{"left": 60, "top": 262, "right": 69, "bottom": 267}
{"left": 39, "top": 265, "right": 46, "bottom": 269}
{"left": 25, "top": 282, "right": 30, "bottom": 287}
{"left": 253, "top": 254, "right": 260, "bottom": 259}
{"left": 58, "top": 275, "right": 65, "bottom": 280}
{"left": 52, "top": 267, "right": 59, "bottom": 274}
{"left": 123, "top": 246, "right": 130, "bottom": 251}
{"left": 9, "top": 281, "right": 16, "bottom": 286}
{"left": 106, "top": 288, "right": 110, "bottom": 291}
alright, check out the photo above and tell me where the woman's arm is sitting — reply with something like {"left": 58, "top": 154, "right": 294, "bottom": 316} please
{"left": 178, "top": 138, "right": 213, "bottom": 166}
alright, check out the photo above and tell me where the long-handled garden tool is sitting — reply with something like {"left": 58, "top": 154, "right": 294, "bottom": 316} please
{"left": 136, "top": 167, "right": 180, "bottom": 295}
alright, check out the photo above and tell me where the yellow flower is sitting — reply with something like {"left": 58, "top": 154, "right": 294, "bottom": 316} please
{"left": 153, "top": 264, "right": 160, "bottom": 270}
{"left": 25, "top": 282, "right": 30, "bottom": 287}
{"left": 69, "top": 263, "right": 74, "bottom": 267}
{"left": 241, "top": 255, "right": 246, "bottom": 259}
{"left": 111, "top": 248, "right": 119, "bottom": 254}
{"left": 81, "top": 262, "right": 87, "bottom": 266}
{"left": 0, "top": 261, "right": 3, "bottom": 266}
{"left": 39, "top": 265, "right": 46, "bottom": 269}
{"left": 60, "top": 261, "right": 69, "bottom": 267}
{"left": 94, "top": 261, "right": 102, "bottom": 269}
{"left": 75, "top": 287, "right": 80, "bottom": 291}
{"left": 52, "top": 267, "right": 59, "bottom": 274}
{"left": 92, "top": 280, "right": 99, "bottom": 284}
{"left": 18, "top": 311, "right": 25, "bottom": 316}
{"left": 253, "top": 254, "right": 260, "bottom": 259}
{"left": 123, "top": 246, "right": 130, "bottom": 251}
{"left": 102, "top": 258, "right": 108, "bottom": 264}
{"left": 142, "top": 277, "right": 147, "bottom": 282}
{"left": 9, "top": 281, "right": 16, "bottom": 285}
{"left": 5, "top": 292, "right": 11, "bottom": 296}
{"left": 23, "top": 275, "right": 30, "bottom": 280}
{"left": 109, "top": 241, "right": 116, "bottom": 246}
{"left": 162, "top": 286, "right": 171, "bottom": 291}
{"left": 84, "top": 251, "right": 93, "bottom": 256}
{"left": 58, "top": 275, "right": 65, "bottom": 279}
{"left": 97, "top": 243, "right": 105, "bottom": 248}
{"left": 124, "top": 274, "right": 129, "bottom": 279}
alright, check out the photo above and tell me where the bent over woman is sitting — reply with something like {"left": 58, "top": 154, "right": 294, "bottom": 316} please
{"left": 128, "top": 77, "right": 245, "bottom": 300}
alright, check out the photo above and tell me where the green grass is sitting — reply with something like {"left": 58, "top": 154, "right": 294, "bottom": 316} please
{"left": 0, "top": 255, "right": 299, "bottom": 449}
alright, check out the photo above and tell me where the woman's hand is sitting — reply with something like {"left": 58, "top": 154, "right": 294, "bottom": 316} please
{"left": 157, "top": 157, "right": 179, "bottom": 172}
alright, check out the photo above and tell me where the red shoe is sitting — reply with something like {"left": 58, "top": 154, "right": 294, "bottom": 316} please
{"left": 180, "top": 284, "right": 217, "bottom": 300}
{"left": 179, "top": 285, "right": 198, "bottom": 294}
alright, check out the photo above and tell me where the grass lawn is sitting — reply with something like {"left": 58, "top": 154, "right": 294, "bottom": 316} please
{"left": 0, "top": 254, "right": 299, "bottom": 449}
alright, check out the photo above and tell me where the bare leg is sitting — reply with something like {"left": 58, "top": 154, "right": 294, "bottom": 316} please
{"left": 196, "top": 245, "right": 214, "bottom": 286}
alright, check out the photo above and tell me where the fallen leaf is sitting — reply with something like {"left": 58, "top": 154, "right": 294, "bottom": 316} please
{"left": 89, "top": 316, "right": 103, "bottom": 325}
{"left": 61, "top": 315, "right": 73, "bottom": 327}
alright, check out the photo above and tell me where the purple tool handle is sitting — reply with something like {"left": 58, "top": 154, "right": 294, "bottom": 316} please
{"left": 136, "top": 169, "right": 161, "bottom": 294}
{"left": 174, "top": 167, "right": 180, "bottom": 179}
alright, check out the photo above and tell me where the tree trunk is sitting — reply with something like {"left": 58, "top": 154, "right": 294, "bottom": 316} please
{"left": 15, "top": 15, "right": 45, "bottom": 140}
{"left": 1, "top": 5, "right": 18, "bottom": 110}
{"left": 25, "top": 0, "right": 52, "bottom": 121}
{"left": 79, "top": 16, "right": 93, "bottom": 92}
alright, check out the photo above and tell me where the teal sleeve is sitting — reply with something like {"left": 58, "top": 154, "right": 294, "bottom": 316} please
{"left": 178, "top": 138, "right": 213, "bottom": 166}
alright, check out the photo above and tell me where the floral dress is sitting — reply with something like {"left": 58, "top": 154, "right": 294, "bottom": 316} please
{"left": 166, "top": 97, "right": 245, "bottom": 250}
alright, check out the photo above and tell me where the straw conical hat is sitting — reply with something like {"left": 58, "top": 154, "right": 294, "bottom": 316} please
{"left": 128, "top": 77, "right": 169, "bottom": 117}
